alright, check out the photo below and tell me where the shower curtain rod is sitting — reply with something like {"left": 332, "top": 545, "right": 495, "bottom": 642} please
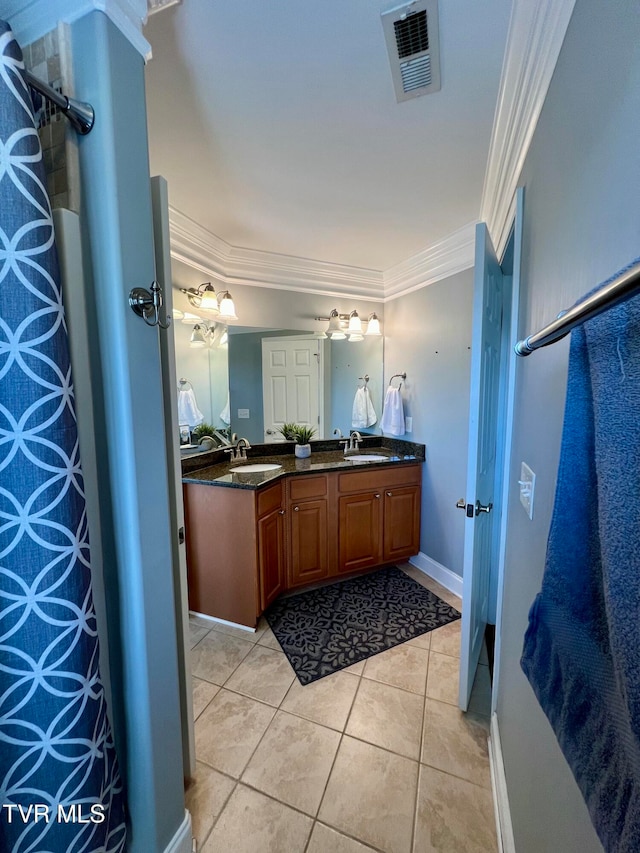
{"left": 515, "top": 260, "right": 640, "bottom": 357}
{"left": 25, "top": 70, "right": 94, "bottom": 135}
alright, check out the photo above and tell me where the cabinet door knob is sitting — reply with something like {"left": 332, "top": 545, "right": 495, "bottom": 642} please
{"left": 386, "top": 491, "right": 392, "bottom": 497}
{"left": 293, "top": 506, "right": 300, "bottom": 511}
{"left": 279, "top": 509, "right": 285, "bottom": 515}
{"left": 374, "top": 493, "right": 381, "bottom": 499}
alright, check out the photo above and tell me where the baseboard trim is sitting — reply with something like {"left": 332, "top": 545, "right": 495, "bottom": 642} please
{"left": 408, "top": 552, "right": 463, "bottom": 599}
{"left": 162, "top": 810, "right": 192, "bottom": 853}
{"left": 489, "top": 714, "right": 516, "bottom": 853}
{"left": 189, "top": 610, "right": 256, "bottom": 633}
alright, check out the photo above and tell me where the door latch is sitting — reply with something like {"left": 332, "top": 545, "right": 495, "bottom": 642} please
{"left": 456, "top": 499, "right": 475, "bottom": 518}
{"left": 475, "top": 501, "right": 493, "bottom": 516}
{"left": 178, "top": 526, "right": 185, "bottom": 545}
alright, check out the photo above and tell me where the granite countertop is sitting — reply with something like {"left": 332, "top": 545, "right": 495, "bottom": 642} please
{"left": 181, "top": 436, "right": 425, "bottom": 490}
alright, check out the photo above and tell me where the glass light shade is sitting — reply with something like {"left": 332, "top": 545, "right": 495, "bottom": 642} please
{"left": 182, "top": 312, "right": 202, "bottom": 325}
{"left": 199, "top": 284, "right": 219, "bottom": 312}
{"left": 326, "top": 310, "right": 346, "bottom": 340}
{"left": 347, "top": 333, "right": 364, "bottom": 342}
{"left": 218, "top": 330, "right": 228, "bottom": 348}
{"left": 347, "top": 311, "right": 362, "bottom": 334}
{"left": 365, "top": 313, "right": 381, "bottom": 336}
{"left": 190, "top": 325, "right": 206, "bottom": 348}
{"left": 218, "top": 291, "right": 238, "bottom": 320}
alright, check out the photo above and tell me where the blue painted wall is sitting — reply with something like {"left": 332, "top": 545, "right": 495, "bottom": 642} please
{"left": 71, "top": 12, "right": 185, "bottom": 852}
{"left": 497, "top": 0, "right": 640, "bottom": 849}
{"left": 384, "top": 269, "right": 473, "bottom": 576}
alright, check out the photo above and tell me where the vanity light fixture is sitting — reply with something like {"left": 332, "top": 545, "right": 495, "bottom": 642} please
{"left": 315, "top": 308, "right": 382, "bottom": 341}
{"left": 198, "top": 283, "right": 220, "bottom": 311}
{"left": 217, "top": 291, "right": 238, "bottom": 321}
{"left": 188, "top": 320, "right": 229, "bottom": 349}
{"left": 365, "top": 312, "right": 382, "bottom": 336}
{"left": 189, "top": 324, "right": 207, "bottom": 348}
{"left": 324, "top": 308, "right": 347, "bottom": 340}
{"left": 181, "top": 311, "right": 203, "bottom": 325}
{"left": 180, "top": 282, "right": 220, "bottom": 315}
{"left": 347, "top": 310, "right": 364, "bottom": 341}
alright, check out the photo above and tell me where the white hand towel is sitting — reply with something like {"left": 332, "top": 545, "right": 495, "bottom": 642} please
{"left": 219, "top": 393, "right": 231, "bottom": 425}
{"left": 352, "top": 387, "right": 368, "bottom": 429}
{"left": 352, "top": 386, "right": 378, "bottom": 429}
{"left": 364, "top": 386, "right": 377, "bottom": 427}
{"left": 177, "top": 388, "right": 204, "bottom": 429}
{"left": 380, "top": 386, "right": 405, "bottom": 436}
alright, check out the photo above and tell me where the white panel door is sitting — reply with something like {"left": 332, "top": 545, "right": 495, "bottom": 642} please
{"left": 262, "top": 338, "right": 320, "bottom": 442}
{"left": 459, "top": 223, "right": 504, "bottom": 711}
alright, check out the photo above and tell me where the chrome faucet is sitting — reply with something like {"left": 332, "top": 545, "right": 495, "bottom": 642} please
{"left": 340, "top": 430, "right": 363, "bottom": 455}
{"left": 224, "top": 436, "right": 252, "bottom": 462}
{"left": 333, "top": 428, "right": 343, "bottom": 438}
{"left": 349, "top": 430, "right": 363, "bottom": 451}
{"left": 198, "top": 429, "right": 235, "bottom": 449}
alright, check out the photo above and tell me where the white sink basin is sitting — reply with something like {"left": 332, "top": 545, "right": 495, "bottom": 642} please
{"left": 349, "top": 454, "right": 390, "bottom": 463}
{"left": 230, "top": 463, "right": 282, "bottom": 473}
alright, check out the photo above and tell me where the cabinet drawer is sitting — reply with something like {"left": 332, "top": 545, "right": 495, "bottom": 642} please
{"left": 289, "top": 474, "right": 328, "bottom": 501}
{"left": 338, "top": 463, "right": 421, "bottom": 494}
{"left": 257, "top": 481, "right": 283, "bottom": 517}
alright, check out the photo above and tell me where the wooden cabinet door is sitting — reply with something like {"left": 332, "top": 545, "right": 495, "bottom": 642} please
{"left": 289, "top": 499, "right": 329, "bottom": 587}
{"left": 258, "top": 507, "right": 286, "bottom": 611}
{"left": 338, "top": 492, "right": 382, "bottom": 573}
{"left": 383, "top": 485, "right": 421, "bottom": 562}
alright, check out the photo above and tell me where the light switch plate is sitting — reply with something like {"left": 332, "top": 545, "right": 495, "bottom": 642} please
{"left": 519, "top": 462, "right": 536, "bottom": 520}
{"left": 405, "top": 416, "right": 413, "bottom": 432}
{"left": 237, "top": 409, "right": 250, "bottom": 419}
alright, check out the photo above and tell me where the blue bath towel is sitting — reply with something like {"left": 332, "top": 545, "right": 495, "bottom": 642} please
{"left": 521, "top": 258, "right": 640, "bottom": 852}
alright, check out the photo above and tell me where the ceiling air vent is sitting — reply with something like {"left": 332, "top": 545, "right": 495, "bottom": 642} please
{"left": 381, "top": 0, "right": 441, "bottom": 103}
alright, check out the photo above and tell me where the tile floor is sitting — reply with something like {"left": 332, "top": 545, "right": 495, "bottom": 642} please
{"left": 186, "top": 565, "right": 497, "bottom": 853}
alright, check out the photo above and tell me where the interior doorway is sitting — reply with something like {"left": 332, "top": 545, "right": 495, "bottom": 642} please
{"left": 459, "top": 188, "right": 523, "bottom": 711}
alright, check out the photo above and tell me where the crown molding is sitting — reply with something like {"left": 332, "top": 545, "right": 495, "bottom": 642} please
{"left": 169, "top": 205, "right": 474, "bottom": 302}
{"left": 480, "top": 0, "right": 577, "bottom": 258}
{"left": 168, "top": 206, "right": 231, "bottom": 284}
{"left": 382, "top": 222, "right": 476, "bottom": 301}
{"left": 0, "top": 0, "right": 150, "bottom": 57}
{"left": 168, "top": 205, "right": 385, "bottom": 301}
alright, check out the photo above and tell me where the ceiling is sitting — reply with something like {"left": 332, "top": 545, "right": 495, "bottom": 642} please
{"left": 143, "top": 0, "right": 512, "bottom": 273}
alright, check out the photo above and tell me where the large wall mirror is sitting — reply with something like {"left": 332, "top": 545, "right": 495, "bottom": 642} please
{"left": 173, "top": 321, "right": 384, "bottom": 444}
{"left": 171, "top": 269, "right": 385, "bottom": 446}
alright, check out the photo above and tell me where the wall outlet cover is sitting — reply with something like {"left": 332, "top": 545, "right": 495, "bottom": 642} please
{"left": 519, "top": 462, "right": 536, "bottom": 520}
{"left": 237, "top": 409, "right": 250, "bottom": 419}
{"left": 405, "top": 416, "right": 413, "bottom": 432}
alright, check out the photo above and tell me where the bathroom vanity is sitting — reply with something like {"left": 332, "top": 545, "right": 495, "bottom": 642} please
{"left": 182, "top": 439, "right": 424, "bottom": 629}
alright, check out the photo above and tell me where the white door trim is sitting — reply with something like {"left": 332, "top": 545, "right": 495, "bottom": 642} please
{"left": 491, "top": 187, "right": 524, "bottom": 714}
{"left": 163, "top": 810, "right": 193, "bottom": 853}
{"left": 489, "top": 713, "right": 516, "bottom": 853}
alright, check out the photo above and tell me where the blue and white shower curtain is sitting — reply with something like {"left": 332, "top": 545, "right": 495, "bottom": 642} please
{"left": 0, "top": 22, "right": 126, "bottom": 852}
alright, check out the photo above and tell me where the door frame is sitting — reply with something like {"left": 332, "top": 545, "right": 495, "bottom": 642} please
{"left": 490, "top": 187, "right": 524, "bottom": 713}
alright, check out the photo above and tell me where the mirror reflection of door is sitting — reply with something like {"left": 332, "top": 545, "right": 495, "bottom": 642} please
{"left": 262, "top": 337, "right": 324, "bottom": 442}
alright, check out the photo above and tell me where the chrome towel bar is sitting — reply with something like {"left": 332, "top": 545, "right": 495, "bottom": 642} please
{"left": 515, "top": 260, "right": 640, "bottom": 357}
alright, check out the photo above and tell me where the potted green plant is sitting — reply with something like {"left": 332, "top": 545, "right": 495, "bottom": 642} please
{"left": 276, "top": 422, "right": 299, "bottom": 442}
{"left": 191, "top": 422, "right": 217, "bottom": 449}
{"left": 290, "top": 424, "right": 316, "bottom": 458}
